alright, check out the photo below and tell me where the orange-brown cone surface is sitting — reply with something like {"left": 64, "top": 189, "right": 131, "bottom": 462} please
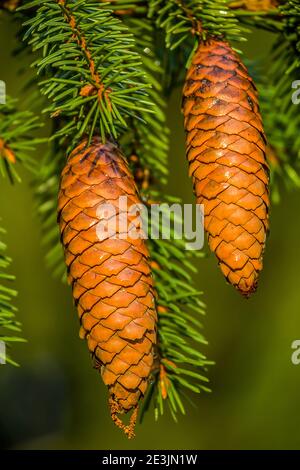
{"left": 57, "top": 138, "right": 157, "bottom": 437}
{"left": 182, "top": 40, "right": 270, "bottom": 296}
{"left": 229, "top": 0, "right": 278, "bottom": 11}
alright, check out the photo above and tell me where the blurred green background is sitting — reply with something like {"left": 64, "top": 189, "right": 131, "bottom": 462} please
{"left": 1, "top": 13, "right": 300, "bottom": 450}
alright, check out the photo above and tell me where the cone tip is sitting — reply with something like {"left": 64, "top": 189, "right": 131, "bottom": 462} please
{"left": 109, "top": 396, "right": 138, "bottom": 439}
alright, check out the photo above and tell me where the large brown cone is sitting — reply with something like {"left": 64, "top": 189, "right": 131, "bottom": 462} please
{"left": 182, "top": 39, "right": 270, "bottom": 296}
{"left": 57, "top": 138, "right": 157, "bottom": 437}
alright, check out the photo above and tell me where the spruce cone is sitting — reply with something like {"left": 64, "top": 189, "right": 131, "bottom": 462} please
{"left": 57, "top": 137, "right": 157, "bottom": 438}
{"left": 182, "top": 39, "right": 269, "bottom": 296}
{"left": 0, "top": 0, "right": 19, "bottom": 11}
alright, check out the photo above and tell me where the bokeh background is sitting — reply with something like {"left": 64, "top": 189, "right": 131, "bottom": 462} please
{"left": 1, "top": 13, "right": 300, "bottom": 450}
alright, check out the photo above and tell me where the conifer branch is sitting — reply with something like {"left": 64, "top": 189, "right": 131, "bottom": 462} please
{"left": 34, "top": 141, "right": 66, "bottom": 281}
{"left": 0, "top": 222, "right": 26, "bottom": 366}
{"left": 257, "top": 0, "right": 300, "bottom": 201}
{"left": 21, "top": 0, "right": 152, "bottom": 148}
{"left": 0, "top": 96, "right": 41, "bottom": 182}
{"left": 0, "top": 96, "right": 40, "bottom": 364}
{"left": 149, "top": 0, "right": 247, "bottom": 51}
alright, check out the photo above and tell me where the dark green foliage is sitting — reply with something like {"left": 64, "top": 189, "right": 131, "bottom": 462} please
{"left": 34, "top": 143, "right": 66, "bottom": 281}
{"left": 21, "top": 0, "right": 152, "bottom": 148}
{"left": 0, "top": 96, "right": 40, "bottom": 363}
{"left": 255, "top": 1, "right": 300, "bottom": 202}
{"left": 0, "top": 96, "right": 41, "bottom": 182}
{"left": 0, "top": 222, "right": 26, "bottom": 366}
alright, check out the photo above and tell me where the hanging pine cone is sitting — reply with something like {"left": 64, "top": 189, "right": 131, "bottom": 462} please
{"left": 182, "top": 39, "right": 270, "bottom": 296}
{"left": 57, "top": 137, "right": 157, "bottom": 438}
